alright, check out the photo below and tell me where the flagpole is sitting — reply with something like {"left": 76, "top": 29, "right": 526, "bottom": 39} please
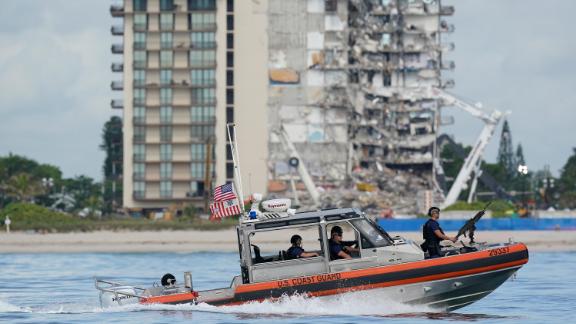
{"left": 226, "top": 123, "right": 246, "bottom": 218}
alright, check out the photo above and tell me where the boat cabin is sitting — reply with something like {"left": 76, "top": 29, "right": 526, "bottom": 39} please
{"left": 236, "top": 208, "right": 424, "bottom": 284}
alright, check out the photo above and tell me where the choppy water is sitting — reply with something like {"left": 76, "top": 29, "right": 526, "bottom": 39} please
{"left": 0, "top": 251, "right": 574, "bottom": 323}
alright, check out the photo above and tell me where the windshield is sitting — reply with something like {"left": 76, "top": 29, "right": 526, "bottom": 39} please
{"left": 351, "top": 219, "right": 393, "bottom": 248}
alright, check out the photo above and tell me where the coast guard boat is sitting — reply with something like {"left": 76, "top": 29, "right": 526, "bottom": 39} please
{"left": 95, "top": 124, "right": 528, "bottom": 311}
{"left": 96, "top": 198, "right": 528, "bottom": 311}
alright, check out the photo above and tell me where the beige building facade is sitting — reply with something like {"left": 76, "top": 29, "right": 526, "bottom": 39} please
{"left": 111, "top": 0, "right": 453, "bottom": 213}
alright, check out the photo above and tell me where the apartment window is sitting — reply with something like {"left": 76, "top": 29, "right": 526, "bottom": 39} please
{"left": 133, "top": 0, "right": 147, "bottom": 11}
{"left": 189, "top": 181, "right": 204, "bottom": 197}
{"left": 226, "top": 144, "right": 233, "bottom": 160}
{"left": 134, "top": 144, "right": 146, "bottom": 161}
{"left": 160, "top": 69, "right": 172, "bottom": 85}
{"left": 134, "top": 13, "right": 147, "bottom": 30}
{"left": 227, "top": 15, "right": 234, "bottom": 30}
{"left": 226, "top": 52, "right": 233, "bottom": 67}
{"left": 191, "top": 143, "right": 206, "bottom": 160}
{"left": 134, "top": 32, "right": 146, "bottom": 49}
{"left": 189, "top": 13, "right": 216, "bottom": 30}
{"left": 191, "top": 32, "right": 215, "bottom": 49}
{"left": 226, "top": 107, "right": 233, "bottom": 123}
{"left": 189, "top": 0, "right": 216, "bottom": 10}
{"left": 190, "top": 163, "right": 205, "bottom": 178}
{"left": 134, "top": 163, "right": 145, "bottom": 180}
{"left": 191, "top": 69, "right": 215, "bottom": 86}
{"left": 160, "top": 88, "right": 172, "bottom": 104}
{"left": 325, "top": 0, "right": 337, "bottom": 12}
{"left": 134, "top": 106, "right": 146, "bottom": 124}
{"left": 226, "top": 162, "right": 234, "bottom": 179}
{"left": 160, "top": 125, "right": 172, "bottom": 141}
{"left": 160, "top": 50, "right": 173, "bottom": 67}
{"left": 227, "top": 0, "right": 233, "bottom": 12}
{"left": 189, "top": 50, "right": 215, "bottom": 67}
{"left": 226, "top": 33, "right": 234, "bottom": 49}
{"left": 224, "top": 70, "right": 233, "bottom": 87}
{"left": 160, "top": 144, "right": 172, "bottom": 161}
{"left": 160, "top": 32, "right": 173, "bottom": 49}
{"left": 134, "top": 89, "right": 146, "bottom": 105}
{"left": 226, "top": 89, "right": 234, "bottom": 105}
{"left": 190, "top": 125, "right": 214, "bottom": 140}
{"left": 160, "top": 13, "right": 174, "bottom": 30}
{"left": 191, "top": 89, "right": 214, "bottom": 105}
{"left": 134, "top": 70, "right": 146, "bottom": 87}
{"left": 191, "top": 106, "right": 214, "bottom": 123}
{"left": 160, "top": 162, "right": 172, "bottom": 179}
{"left": 160, "top": 105, "right": 172, "bottom": 123}
{"left": 134, "top": 126, "right": 146, "bottom": 142}
{"left": 134, "top": 50, "right": 147, "bottom": 68}
{"left": 160, "top": 0, "right": 174, "bottom": 11}
{"left": 134, "top": 181, "right": 146, "bottom": 198}
{"left": 160, "top": 181, "right": 172, "bottom": 198}
{"left": 193, "top": 125, "right": 214, "bottom": 139}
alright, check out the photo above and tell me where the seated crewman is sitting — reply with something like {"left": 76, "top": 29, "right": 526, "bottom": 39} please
{"left": 329, "top": 226, "right": 359, "bottom": 260}
{"left": 287, "top": 235, "right": 319, "bottom": 259}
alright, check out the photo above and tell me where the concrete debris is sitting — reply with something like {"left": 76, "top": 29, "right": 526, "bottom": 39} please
{"left": 269, "top": 68, "right": 300, "bottom": 84}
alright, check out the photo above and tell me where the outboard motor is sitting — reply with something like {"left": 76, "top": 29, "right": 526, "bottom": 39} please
{"left": 99, "top": 286, "right": 139, "bottom": 308}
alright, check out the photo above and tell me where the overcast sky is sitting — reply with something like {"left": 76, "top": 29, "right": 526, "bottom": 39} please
{"left": 0, "top": 0, "right": 574, "bottom": 180}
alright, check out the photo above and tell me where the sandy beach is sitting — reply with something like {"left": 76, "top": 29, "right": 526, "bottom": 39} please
{"left": 1, "top": 229, "right": 575, "bottom": 253}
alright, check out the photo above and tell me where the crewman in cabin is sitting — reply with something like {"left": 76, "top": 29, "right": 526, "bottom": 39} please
{"left": 287, "top": 235, "right": 319, "bottom": 259}
{"left": 328, "top": 226, "right": 359, "bottom": 260}
{"left": 421, "top": 207, "right": 457, "bottom": 258}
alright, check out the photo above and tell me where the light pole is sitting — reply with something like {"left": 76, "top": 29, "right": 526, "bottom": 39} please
{"left": 517, "top": 165, "right": 528, "bottom": 209}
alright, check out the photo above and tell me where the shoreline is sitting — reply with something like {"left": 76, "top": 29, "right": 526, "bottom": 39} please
{"left": 1, "top": 230, "right": 575, "bottom": 253}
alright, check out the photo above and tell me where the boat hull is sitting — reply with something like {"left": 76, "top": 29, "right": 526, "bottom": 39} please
{"left": 142, "top": 243, "right": 528, "bottom": 310}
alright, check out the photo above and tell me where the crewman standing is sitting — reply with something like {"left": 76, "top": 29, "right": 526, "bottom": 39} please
{"left": 421, "top": 207, "right": 456, "bottom": 258}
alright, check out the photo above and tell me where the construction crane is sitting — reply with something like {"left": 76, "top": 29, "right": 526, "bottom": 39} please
{"left": 417, "top": 87, "right": 505, "bottom": 208}
{"left": 274, "top": 126, "right": 321, "bottom": 207}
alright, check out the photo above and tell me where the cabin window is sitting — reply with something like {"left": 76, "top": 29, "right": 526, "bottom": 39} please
{"left": 350, "top": 219, "right": 393, "bottom": 248}
{"left": 249, "top": 225, "right": 323, "bottom": 264}
{"left": 326, "top": 222, "right": 362, "bottom": 260}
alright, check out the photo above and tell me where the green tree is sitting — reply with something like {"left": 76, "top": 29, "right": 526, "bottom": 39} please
{"left": 2, "top": 173, "right": 44, "bottom": 202}
{"left": 100, "top": 116, "right": 123, "bottom": 213}
{"left": 558, "top": 148, "right": 576, "bottom": 208}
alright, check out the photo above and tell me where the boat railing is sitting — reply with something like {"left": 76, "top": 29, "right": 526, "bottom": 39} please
{"left": 94, "top": 278, "right": 148, "bottom": 299}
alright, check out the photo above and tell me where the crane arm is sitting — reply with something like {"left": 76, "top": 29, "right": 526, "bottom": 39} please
{"left": 274, "top": 126, "right": 321, "bottom": 206}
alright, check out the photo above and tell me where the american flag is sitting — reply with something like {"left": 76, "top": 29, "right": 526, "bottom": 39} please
{"left": 213, "top": 183, "right": 237, "bottom": 202}
{"left": 210, "top": 199, "right": 242, "bottom": 220}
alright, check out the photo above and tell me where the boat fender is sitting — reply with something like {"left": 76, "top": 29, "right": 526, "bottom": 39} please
{"left": 161, "top": 273, "right": 176, "bottom": 287}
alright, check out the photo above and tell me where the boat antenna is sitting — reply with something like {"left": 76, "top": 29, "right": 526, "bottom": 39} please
{"left": 226, "top": 123, "right": 246, "bottom": 219}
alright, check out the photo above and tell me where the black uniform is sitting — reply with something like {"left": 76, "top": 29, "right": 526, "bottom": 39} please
{"left": 421, "top": 219, "right": 444, "bottom": 258}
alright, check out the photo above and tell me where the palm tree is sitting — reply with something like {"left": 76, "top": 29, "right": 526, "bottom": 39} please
{"left": 3, "top": 173, "right": 43, "bottom": 202}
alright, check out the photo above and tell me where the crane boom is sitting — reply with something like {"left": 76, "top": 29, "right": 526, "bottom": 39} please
{"left": 275, "top": 126, "right": 321, "bottom": 207}
{"left": 429, "top": 88, "right": 504, "bottom": 208}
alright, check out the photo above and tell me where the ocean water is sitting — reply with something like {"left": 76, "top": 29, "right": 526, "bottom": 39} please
{"left": 0, "top": 251, "right": 574, "bottom": 323}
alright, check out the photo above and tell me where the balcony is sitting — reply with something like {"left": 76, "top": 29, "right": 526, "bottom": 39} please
{"left": 111, "top": 25, "right": 124, "bottom": 36}
{"left": 110, "top": 4, "right": 124, "bottom": 17}
{"left": 111, "top": 44, "right": 124, "bottom": 54}
{"left": 440, "top": 6, "right": 455, "bottom": 16}
{"left": 133, "top": 61, "right": 147, "bottom": 69}
{"left": 111, "top": 63, "right": 124, "bottom": 72}
{"left": 190, "top": 42, "right": 216, "bottom": 50}
{"left": 440, "top": 21, "right": 455, "bottom": 33}
{"left": 111, "top": 81, "right": 123, "bottom": 91}
{"left": 111, "top": 99, "right": 124, "bottom": 109}
{"left": 441, "top": 60, "right": 455, "bottom": 70}
{"left": 134, "top": 42, "right": 146, "bottom": 50}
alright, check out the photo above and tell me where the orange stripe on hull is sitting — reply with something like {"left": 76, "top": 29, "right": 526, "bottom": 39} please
{"left": 235, "top": 243, "right": 528, "bottom": 294}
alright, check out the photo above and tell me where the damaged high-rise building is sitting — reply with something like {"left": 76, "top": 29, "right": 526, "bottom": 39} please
{"left": 266, "top": 0, "right": 455, "bottom": 212}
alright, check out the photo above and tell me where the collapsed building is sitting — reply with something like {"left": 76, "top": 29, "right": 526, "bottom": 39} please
{"left": 266, "top": 0, "right": 455, "bottom": 214}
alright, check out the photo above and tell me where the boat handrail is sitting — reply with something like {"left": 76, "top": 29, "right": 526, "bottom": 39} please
{"left": 95, "top": 278, "right": 148, "bottom": 299}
